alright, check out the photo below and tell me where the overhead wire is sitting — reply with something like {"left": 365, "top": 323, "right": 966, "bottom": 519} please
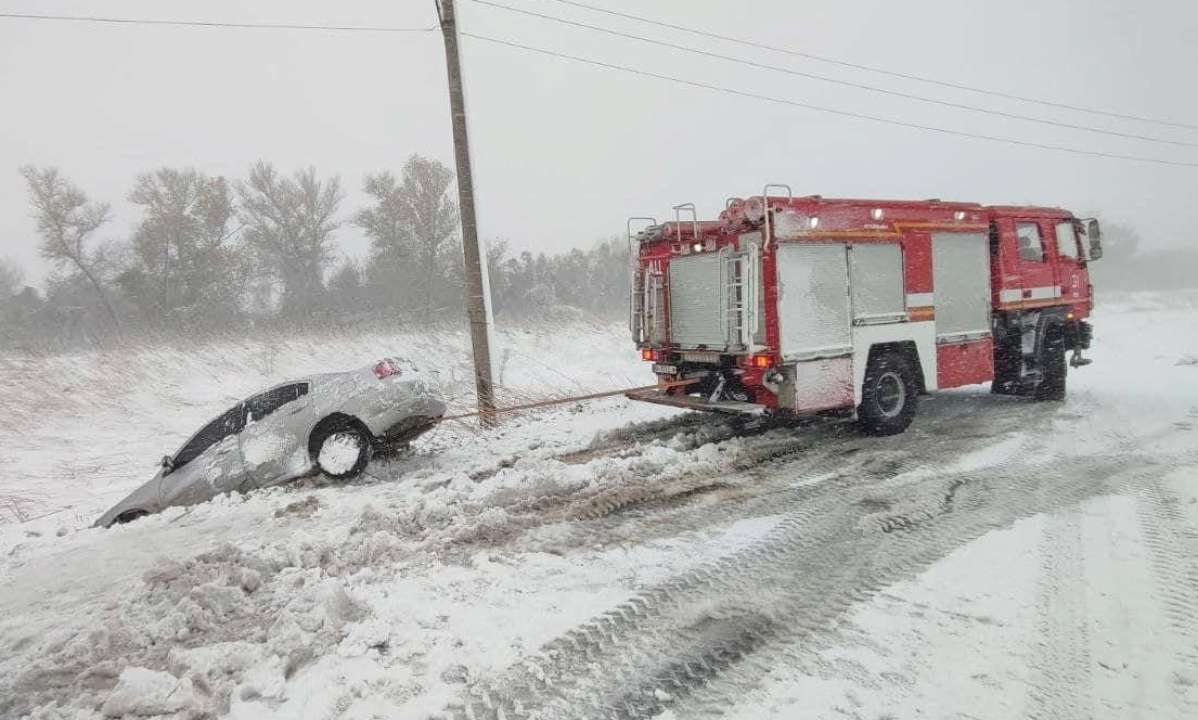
{"left": 470, "top": 0, "right": 1196, "bottom": 148}
{"left": 3, "top": 4, "right": 1194, "bottom": 167}
{"left": 0, "top": 11, "right": 436, "bottom": 33}
{"left": 462, "top": 31, "right": 1198, "bottom": 168}
{"left": 539, "top": 0, "right": 1198, "bottom": 132}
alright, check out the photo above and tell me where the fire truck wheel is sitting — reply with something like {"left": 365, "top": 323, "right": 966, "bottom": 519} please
{"left": 858, "top": 351, "right": 919, "bottom": 436}
{"left": 1035, "top": 342, "right": 1067, "bottom": 402}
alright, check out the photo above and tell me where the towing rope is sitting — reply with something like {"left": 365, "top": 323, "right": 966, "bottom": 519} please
{"left": 435, "top": 378, "right": 699, "bottom": 423}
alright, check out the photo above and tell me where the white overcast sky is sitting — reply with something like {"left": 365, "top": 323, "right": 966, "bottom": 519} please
{"left": 2, "top": 0, "right": 1196, "bottom": 287}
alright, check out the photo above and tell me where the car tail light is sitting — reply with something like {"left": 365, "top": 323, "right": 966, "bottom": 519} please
{"left": 373, "top": 359, "right": 403, "bottom": 379}
{"left": 641, "top": 348, "right": 656, "bottom": 361}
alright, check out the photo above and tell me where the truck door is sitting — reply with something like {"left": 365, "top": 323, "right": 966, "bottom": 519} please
{"left": 1014, "top": 220, "right": 1059, "bottom": 306}
{"left": 1052, "top": 220, "right": 1085, "bottom": 310}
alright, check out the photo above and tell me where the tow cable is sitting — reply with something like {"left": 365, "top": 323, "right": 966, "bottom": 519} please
{"left": 434, "top": 378, "right": 699, "bottom": 424}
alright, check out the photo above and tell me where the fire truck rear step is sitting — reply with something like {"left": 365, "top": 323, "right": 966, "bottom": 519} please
{"left": 625, "top": 388, "right": 767, "bottom": 416}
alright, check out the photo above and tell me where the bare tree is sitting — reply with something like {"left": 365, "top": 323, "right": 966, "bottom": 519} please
{"left": 355, "top": 171, "right": 413, "bottom": 311}
{"left": 327, "top": 258, "right": 367, "bottom": 317}
{"left": 356, "top": 155, "right": 458, "bottom": 319}
{"left": 19, "top": 166, "right": 121, "bottom": 332}
{"left": 236, "top": 162, "right": 342, "bottom": 319}
{"left": 0, "top": 257, "right": 22, "bottom": 298}
{"left": 119, "top": 168, "right": 244, "bottom": 325}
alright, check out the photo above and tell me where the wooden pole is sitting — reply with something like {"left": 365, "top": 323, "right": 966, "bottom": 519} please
{"left": 437, "top": 0, "right": 497, "bottom": 426}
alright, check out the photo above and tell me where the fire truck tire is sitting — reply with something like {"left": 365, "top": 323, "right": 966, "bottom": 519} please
{"left": 1035, "top": 342, "right": 1067, "bottom": 402}
{"left": 857, "top": 351, "right": 919, "bottom": 436}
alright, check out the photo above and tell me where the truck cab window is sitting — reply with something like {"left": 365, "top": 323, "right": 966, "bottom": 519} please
{"left": 1016, "top": 222, "right": 1044, "bottom": 262}
{"left": 1055, "top": 221, "right": 1079, "bottom": 259}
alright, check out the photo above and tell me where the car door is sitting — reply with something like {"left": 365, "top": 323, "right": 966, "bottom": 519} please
{"left": 205, "top": 428, "right": 249, "bottom": 495}
{"left": 238, "top": 383, "right": 312, "bottom": 487}
{"left": 1014, "top": 220, "right": 1059, "bottom": 306}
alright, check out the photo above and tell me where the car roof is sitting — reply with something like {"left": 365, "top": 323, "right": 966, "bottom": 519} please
{"left": 249, "top": 375, "right": 321, "bottom": 396}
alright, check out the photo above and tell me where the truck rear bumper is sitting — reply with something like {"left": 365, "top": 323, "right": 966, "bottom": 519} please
{"left": 626, "top": 388, "right": 767, "bottom": 415}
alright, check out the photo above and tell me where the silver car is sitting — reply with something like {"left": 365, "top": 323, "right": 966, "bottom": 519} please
{"left": 95, "top": 357, "right": 445, "bottom": 527}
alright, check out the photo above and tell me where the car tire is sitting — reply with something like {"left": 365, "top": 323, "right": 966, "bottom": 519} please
{"left": 113, "top": 509, "right": 149, "bottom": 525}
{"left": 313, "top": 419, "right": 373, "bottom": 480}
{"left": 857, "top": 351, "right": 919, "bottom": 436}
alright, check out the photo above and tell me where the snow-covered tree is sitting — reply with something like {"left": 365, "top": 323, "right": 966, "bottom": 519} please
{"left": 19, "top": 166, "right": 121, "bottom": 333}
{"left": 236, "top": 162, "right": 342, "bottom": 320}
{"left": 355, "top": 155, "right": 459, "bottom": 319}
{"left": 0, "top": 257, "right": 21, "bottom": 298}
{"left": 118, "top": 168, "right": 245, "bottom": 326}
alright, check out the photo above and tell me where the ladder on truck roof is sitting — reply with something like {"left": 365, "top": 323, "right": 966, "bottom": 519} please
{"left": 722, "top": 248, "right": 745, "bottom": 347}
{"left": 722, "top": 243, "right": 761, "bottom": 350}
{"left": 627, "top": 216, "right": 657, "bottom": 344}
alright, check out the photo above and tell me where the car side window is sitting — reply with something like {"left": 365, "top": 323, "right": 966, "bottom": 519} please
{"left": 245, "top": 382, "right": 309, "bottom": 422}
{"left": 172, "top": 404, "right": 244, "bottom": 471}
{"left": 1055, "top": 221, "right": 1079, "bottom": 259}
{"left": 1016, "top": 222, "right": 1045, "bottom": 262}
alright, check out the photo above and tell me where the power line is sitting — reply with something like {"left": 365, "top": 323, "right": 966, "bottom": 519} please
{"left": 540, "top": 0, "right": 1198, "bottom": 132}
{"left": 0, "top": 11, "right": 436, "bottom": 33}
{"left": 462, "top": 31, "right": 1198, "bottom": 169}
{"left": 471, "top": 0, "right": 1197, "bottom": 149}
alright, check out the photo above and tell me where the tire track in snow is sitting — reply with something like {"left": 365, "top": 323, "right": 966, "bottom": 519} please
{"left": 1026, "top": 511, "right": 1091, "bottom": 720}
{"left": 1136, "top": 479, "right": 1198, "bottom": 714}
{"left": 623, "top": 433, "right": 1196, "bottom": 720}
{"left": 449, "top": 446, "right": 1166, "bottom": 720}
{"left": 636, "top": 453, "right": 1174, "bottom": 720}
{"left": 525, "top": 396, "right": 1047, "bottom": 559}
{"left": 479, "top": 394, "right": 1042, "bottom": 549}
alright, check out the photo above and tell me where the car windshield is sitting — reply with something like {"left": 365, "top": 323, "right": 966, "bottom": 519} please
{"left": 170, "top": 403, "right": 244, "bottom": 470}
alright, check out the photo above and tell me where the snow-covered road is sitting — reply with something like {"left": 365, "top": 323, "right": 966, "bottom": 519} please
{"left": 2, "top": 294, "right": 1197, "bottom": 719}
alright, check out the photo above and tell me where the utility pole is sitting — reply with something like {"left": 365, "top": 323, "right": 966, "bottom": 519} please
{"left": 437, "top": 0, "right": 497, "bottom": 426}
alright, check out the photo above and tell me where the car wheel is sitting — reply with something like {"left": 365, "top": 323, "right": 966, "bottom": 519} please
{"left": 314, "top": 421, "right": 373, "bottom": 480}
{"left": 113, "top": 509, "right": 149, "bottom": 525}
{"left": 857, "top": 351, "right": 919, "bottom": 436}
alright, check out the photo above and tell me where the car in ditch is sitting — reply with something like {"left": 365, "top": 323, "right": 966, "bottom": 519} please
{"left": 94, "top": 357, "right": 446, "bottom": 528}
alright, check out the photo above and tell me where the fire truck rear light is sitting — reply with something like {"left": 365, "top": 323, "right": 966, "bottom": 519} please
{"left": 751, "top": 354, "right": 774, "bottom": 368}
{"left": 641, "top": 348, "right": 655, "bottom": 361}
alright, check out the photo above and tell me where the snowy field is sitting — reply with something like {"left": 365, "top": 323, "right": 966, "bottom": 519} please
{"left": 2, "top": 294, "right": 1197, "bottom": 719}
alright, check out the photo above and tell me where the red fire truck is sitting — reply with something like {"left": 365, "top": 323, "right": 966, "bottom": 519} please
{"left": 628, "top": 187, "right": 1102, "bottom": 435}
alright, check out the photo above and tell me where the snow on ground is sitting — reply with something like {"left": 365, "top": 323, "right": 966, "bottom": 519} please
{"left": 2, "top": 293, "right": 1198, "bottom": 719}
{"left": 717, "top": 291, "right": 1198, "bottom": 719}
{"left": 0, "top": 318, "right": 657, "bottom": 530}
{"left": 720, "top": 470, "right": 1198, "bottom": 720}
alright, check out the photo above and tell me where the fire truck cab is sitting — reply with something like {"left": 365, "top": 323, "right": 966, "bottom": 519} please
{"left": 628, "top": 187, "right": 1102, "bottom": 435}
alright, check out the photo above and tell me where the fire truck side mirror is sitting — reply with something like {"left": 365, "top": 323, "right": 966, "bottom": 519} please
{"left": 1084, "top": 218, "right": 1103, "bottom": 261}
